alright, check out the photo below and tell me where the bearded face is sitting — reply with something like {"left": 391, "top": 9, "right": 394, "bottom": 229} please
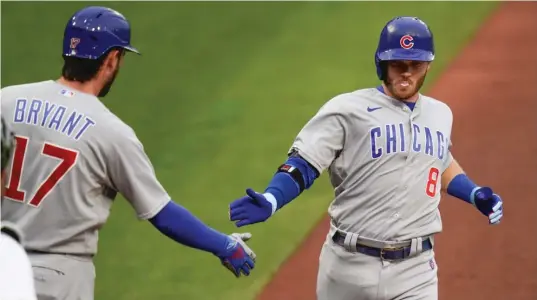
{"left": 383, "top": 60, "right": 430, "bottom": 101}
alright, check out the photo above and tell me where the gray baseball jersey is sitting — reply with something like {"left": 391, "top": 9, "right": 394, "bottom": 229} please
{"left": 290, "top": 87, "right": 453, "bottom": 242}
{"left": 1, "top": 80, "right": 170, "bottom": 255}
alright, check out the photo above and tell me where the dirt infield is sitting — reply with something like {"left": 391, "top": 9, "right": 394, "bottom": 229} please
{"left": 257, "top": 2, "right": 537, "bottom": 300}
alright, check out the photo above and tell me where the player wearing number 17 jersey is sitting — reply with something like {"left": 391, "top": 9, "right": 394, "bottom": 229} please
{"left": 1, "top": 6, "right": 255, "bottom": 300}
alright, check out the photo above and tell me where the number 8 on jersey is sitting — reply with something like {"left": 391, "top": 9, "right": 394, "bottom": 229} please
{"left": 426, "top": 167, "right": 440, "bottom": 197}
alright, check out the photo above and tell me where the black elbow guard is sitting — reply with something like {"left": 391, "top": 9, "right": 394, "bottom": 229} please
{"left": 277, "top": 164, "right": 306, "bottom": 192}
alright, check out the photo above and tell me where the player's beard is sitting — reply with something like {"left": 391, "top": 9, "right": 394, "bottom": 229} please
{"left": 98, "top": 64, "right": 120, "bottom": 98}
{"left": 386, "top": 72, "right": 428, "bottom": 101}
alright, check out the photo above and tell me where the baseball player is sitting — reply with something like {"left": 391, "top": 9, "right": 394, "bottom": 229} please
{"left": 0, "top": 223, "right": 37, "bottom": 300}
{"left": 229, "top": 16, "right": 504, "bottom": 300}
{"left": 1, "top": 6, "right": 256, "bottom": 300}
{"left": 0, "top": 116, "right": 38, "bottom": 300}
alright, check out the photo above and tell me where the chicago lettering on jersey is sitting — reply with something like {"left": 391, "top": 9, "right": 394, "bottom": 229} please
{"left": 12, "top": 98, "right": 96, "bottom": 141}
{"left": 370, "top": 123, "right": 448, "bottom": 160}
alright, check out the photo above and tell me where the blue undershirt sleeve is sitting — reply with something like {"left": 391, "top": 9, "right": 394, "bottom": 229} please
{"left": 264, "top": 156, "right": 319, "bottom": 212}
{"left": 446, "top": 173, "right": 480, "bottom": 204}
{"left": 149, "top": 200, "right": 229, "bottom": 256}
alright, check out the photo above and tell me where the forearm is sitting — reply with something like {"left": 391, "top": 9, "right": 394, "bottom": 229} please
{"left": 149, "top": 200, "right": 229, "bottom": 256}
{"left": 263, "top": 172, "right": 301, "bottom": 214}
{"left": 264, "top": 154, "right": 319, "bottom": 213}
{"left": 442, "top": 159, "right": 480, "bottom": 204}
{"left": 441, "top": 158, "right": 464, "bottom": 192}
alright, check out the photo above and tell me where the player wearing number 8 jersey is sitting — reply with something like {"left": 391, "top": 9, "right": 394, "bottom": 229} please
{"left": 1, "top": 6, "right": 256, "bottom": 300}
{"left": 228, "top": 16, "right": 504, "bottom": 299}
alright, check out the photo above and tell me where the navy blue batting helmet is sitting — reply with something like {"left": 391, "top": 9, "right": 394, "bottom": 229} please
{"left": 63, "top": 6, "right": 140, "bottom": 60}
{"left": 375, "top": 16, "right": 435, "bottom": 80}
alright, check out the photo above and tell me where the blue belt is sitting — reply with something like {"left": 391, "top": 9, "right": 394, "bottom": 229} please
{"left": 332, "top": 231, "right": 432, "bottom": 260}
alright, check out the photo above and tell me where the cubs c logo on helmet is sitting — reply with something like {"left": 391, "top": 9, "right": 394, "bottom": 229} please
{"left": 400, "top": 35, "right": 414, "bottom": 49}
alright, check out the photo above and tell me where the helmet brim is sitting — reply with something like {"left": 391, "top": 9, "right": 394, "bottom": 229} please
{"left": 377, "top": 49, "right": 434, "bottom": 62}
{"left": 123, "top": 45, "right": 141, "bottom": 55}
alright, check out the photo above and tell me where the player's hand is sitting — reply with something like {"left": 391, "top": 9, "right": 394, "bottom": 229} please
{"left": 229, "top": 188, "right": 273, "bottom": 227}
{"left": 471, "top": 187, "right": 503, "bottom": 225}
{"left": 216, "top": 232, "right": 256, "bottom": 278}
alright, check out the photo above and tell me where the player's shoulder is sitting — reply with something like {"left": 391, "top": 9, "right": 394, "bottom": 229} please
{"left": 0, "top": 232, "right": 37, "bottom": 300}
{"left": 1, "top": 80, "right": 52, "bottom": 97}
{"left": 1, "top": 79, "right": 53, "bottom": 91}
{"left": 0, "top": 233, "right": 25, "bottom": 258}
{"left": 0, "top": 228, "right": 27, "bottom": 265}
{"left": 100, "top": 112, "right": 138, "bottom": 140}
{"left": 420, "top": 94, "right": 453, "bottom": 116}
{"left": 91, "top": 112, "right": 143, "bottom": 157}
{"left": 318, "top": 87, "right": 378, "bottom": 112}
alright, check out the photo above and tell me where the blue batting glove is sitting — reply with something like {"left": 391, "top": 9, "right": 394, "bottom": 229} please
{"left": 471, "top": 187, "right": 503, "bottom": 225}
{"left": 229, "top": 188, "right": 274, "bottom": 227}
{"left": 216, "top": 233, "right": 256, "bottom": 278}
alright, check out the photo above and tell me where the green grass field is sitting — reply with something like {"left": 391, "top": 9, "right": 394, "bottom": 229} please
{"left": 1, "top": 1, "right": 499, "bottom": 299}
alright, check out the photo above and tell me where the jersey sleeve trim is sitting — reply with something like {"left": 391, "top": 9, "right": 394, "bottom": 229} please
{"left": 441, "top": 151, "right": 454, "bottom": 174}
{"left": 288, "top": 147, "right": 324, "bottom": 175}
{"left": 137, "top": 198, "right": 171, "bottom": 220}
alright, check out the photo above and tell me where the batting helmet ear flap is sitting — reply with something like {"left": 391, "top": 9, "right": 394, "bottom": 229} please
{"left": 379, "top": 61, "right": 389, "bottom": 82}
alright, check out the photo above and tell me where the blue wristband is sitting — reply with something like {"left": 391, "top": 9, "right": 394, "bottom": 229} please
{"left": 446, "top": 173, "right": 480, "bottom": 204}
